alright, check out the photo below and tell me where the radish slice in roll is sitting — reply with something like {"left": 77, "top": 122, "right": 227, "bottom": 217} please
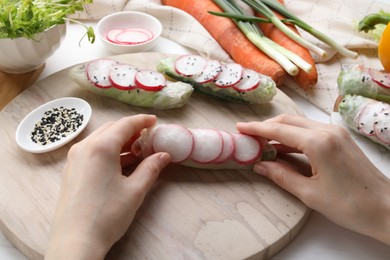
{"left": 152, "top": 124, "right": 194, "bottom": 163}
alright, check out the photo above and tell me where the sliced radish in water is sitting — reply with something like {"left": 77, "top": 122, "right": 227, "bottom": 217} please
{"left": 87, "top": 58, "right": 118, "bottom": 88}
{"left": 175, "top": 54, "right": 208, "bottom": 77}
{"left": 115, "top": 29, "right": 151, "bottom": 44}
{"left": 109, "top": 63, "right": 139, "bottom": 90}
{"left": 374, "top": 109, "right": 390, "bottom": 144}
{"left": 189, "top": 128, "right": 223, "bottom": 163}
{"left": 129, "top": 28, "right": 154, "bottom": 39}
{"left": 152, "top": 125, "right": 194, "bottom": 163}
{"left": 106, "top": 29, "right": 124, "bottom": 44}
{"left": 369, "top": 68, "right": 390, "bottom": 89}
{"left": 106, "top": 28, "right": 153, "bottom": 45}
{"left": 233, "top": 68, "right": 260, "bottom": 92}
{"left": 192, "top": 60, "right": 222, "bottom": 83}
{"left": 357, "top": 102, "right": 390, "bottom": 136}
{"left": 135, "top": 70, "right": 166, "bottom": 91}
{"left": 214, "top": 63, "right": 243, "bottom": 88}
{"left": 214, "top": 130, "right": 235, "bottom": 163}
{"left": 233, "top": 134, "right": 262, "bottom": 164}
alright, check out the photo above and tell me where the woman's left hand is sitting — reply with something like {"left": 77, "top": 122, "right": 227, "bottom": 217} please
{"left": 45, "top": 114, "right": 171, "bottom": 259}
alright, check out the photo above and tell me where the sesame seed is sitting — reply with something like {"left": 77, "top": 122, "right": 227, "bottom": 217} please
{"left": 30, "top": 106, "right": 84, "bottom": 146}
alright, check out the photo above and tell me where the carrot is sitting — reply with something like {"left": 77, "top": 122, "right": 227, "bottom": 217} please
{"left": 162, "top": 0, "right": 286, "bottom": 86}
{"left": 257, "top": 0, "right": 317, "bottom": 89}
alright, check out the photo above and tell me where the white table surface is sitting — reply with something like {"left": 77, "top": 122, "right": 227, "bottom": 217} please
{"left": 1, "top": 23, "right": 389, "bottom": 259}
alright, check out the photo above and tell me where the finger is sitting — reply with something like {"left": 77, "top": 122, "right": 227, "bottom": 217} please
{"left": 273, "top": 143, "right": 302, "bottom": 154}
{"left": 253, "top": 160, "right": 312, "bottom": 201}
{"left": 237, "top": 121, "right": 314, "bottom": 151}
{"left": 262, "top": 114, "right": 327, "bottom": 130}
{"left": 76, "top": 121, "right": 114, "bottom": 146}
{"left": 100, "top": 114, "right": 157, "bottom": 151}
{"left": 126, "top": 152, "right": 171, "bottom": 192}
{"left": 121, "top": 130, "right": 142, "bottom": 153}
{"left": 120, "top": 152, "right": 141, "bottom": 168}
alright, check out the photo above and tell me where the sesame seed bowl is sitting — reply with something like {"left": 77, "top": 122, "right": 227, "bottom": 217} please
{"left": 15, "top": 97, "right": 92, "bottom": 153}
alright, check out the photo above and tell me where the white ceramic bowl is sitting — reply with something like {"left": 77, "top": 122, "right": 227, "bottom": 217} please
{"left": 0, "top": 24, "right": 66, "bottom": 74}
{"left": 97, "top": 11, "right": 162, "bottom": 54}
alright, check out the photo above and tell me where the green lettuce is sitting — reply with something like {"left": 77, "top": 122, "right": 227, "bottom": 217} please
{"left": 156, "top": 57, "right": 277, "bottom": 104}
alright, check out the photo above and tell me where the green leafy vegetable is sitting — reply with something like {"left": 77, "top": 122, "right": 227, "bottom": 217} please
{"left": 0, "top": 0, "right": 94, "bottom": 44}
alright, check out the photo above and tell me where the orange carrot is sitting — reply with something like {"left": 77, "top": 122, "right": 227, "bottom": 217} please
{"left": 162, "top": 0, "right": 286, "bottom": 86}
{"left": 257, "top": 0, "right": 317, "bottom": 89}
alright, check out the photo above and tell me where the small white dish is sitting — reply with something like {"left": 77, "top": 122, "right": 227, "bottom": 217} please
{"left": 15, "top": 97, "right": 92, "bottom": 153}
{"left": 96, "top": 11, "right": 162, "bottom": 54}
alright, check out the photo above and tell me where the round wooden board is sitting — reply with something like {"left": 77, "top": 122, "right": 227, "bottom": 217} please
{"left": 0, "top": 52, "right": 309, "bottom": 260}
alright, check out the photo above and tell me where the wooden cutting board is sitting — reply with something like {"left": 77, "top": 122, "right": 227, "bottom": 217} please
{"left": 0, "top": 52, "right": 310, "bottom": 260}
{"left": 0, "top": 65, "right": 45, "bottom": 110}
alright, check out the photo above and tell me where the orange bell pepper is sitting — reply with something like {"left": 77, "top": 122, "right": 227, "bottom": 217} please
{"left": 378, "top": 22, "right": 390, "bottom": 72}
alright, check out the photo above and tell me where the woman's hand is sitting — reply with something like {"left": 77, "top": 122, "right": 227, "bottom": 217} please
{"left": 45, "top": 114, "right": 171, "bottom": 259}
{"left": 237, "top": 114, "right": 390, "bottom": 245}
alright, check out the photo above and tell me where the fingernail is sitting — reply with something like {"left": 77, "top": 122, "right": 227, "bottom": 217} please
{"left": 159, "top": 152, "right": 171, "bottom": 164}
{"left": 253, "top": 163, "right": 267, "bottom": 176}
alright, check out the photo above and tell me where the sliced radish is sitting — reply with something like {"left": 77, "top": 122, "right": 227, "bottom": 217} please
{"left": 189, "top": 128, "right": 223, "bottom": 163}
{"left": 106, "top": 28, "right": 153, "bottom": 45}
{"left": 232, "top": 134, "right": 262, "bottom": 164}
{"left": 357, "top": 102, "right": 390, "bottom": 136}
{"left": 115, "top": 29, "right": 151, "bottom": 45}
{"left": 152, "top": 125, "right": 194, "bottom": 163}
{"left": 135, "top": 70, "right": 166, "bottom": 91}
{"left": 175, "top": 54, "right": 208, "bottom": 77}
{"left": 214, "top": 130, "right": 235, "bottom": 163}
{"left": 233, "top": 68, "right": 260, "bottom": 92}
{"left": 106, "top": 29, "right": 124, "bottom": 44}
{"left": 214, "top": 63, "right": 243, "bottom": 88}
{"left": 128, "top": 28, "right": 154, "bottom": 39}
{"left": 109, "top": 63, "right": 139, "bottom": 90}
{"left": 369, "top": 68, "right": 390, "bottom": 89}
{"left": 374, "top": 109, "right": 390, "bottom": 144}
{"left": 192, "top": 60, "right": 222, "bottom": 83}
{"left": 87, "top": 58, "right": 118, "bottom": 88}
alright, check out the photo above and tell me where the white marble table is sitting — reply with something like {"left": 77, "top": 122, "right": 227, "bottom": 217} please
{"left": 1, "top": 22, "right": 389, "bottom": 259}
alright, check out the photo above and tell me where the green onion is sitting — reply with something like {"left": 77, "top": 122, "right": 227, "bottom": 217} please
{"left": 258, "top": 0, "right": 358, "bottom": 59}
{"left": 243, "top": 0, "right": 326, "bottom": 58}
{"left": 212, "top": 0, "right": 314, "bottom": 76}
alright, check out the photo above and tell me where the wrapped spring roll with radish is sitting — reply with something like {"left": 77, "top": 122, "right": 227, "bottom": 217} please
{"left": 338, "top": 94, "right": 390, "bottom": 150}
{"left": 156, "top": 54, "right": 277, "bottom": 104}
{"left": 131, "top": 124, "right": 277, "bottom": 170}
{"left": 69, "top": 58, "right": 194, "bottom": 110}
{"left": 338, "top": 64, "right": 390, "bottom": 103}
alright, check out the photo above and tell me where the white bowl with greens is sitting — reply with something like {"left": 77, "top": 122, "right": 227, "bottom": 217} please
{"left": 0, "top": 0, "right": 94, "bottom": 74}
{"left": 0, "top": 24, "right": 66, "bottom": 74}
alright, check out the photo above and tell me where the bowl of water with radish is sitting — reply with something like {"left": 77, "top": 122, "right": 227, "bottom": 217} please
{"left": 96, "top": 11, "right": 162, "bottom": 54}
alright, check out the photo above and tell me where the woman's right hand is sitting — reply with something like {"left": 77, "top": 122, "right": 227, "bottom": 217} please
{"left": 237, "top": 114, "right": 390, "bottom": 245}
